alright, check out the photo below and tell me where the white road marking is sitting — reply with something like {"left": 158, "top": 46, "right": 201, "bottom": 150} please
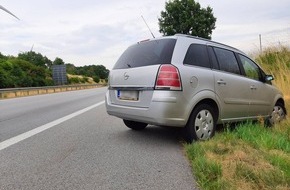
{"left": 0, "top": 101, "right": 105, "bottom": 151}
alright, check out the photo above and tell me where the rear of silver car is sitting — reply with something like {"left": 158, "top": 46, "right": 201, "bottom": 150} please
{"left": 106, "top": 34, "right": 287, "bottom": 142}
{"left": 105, "top": 37, "right": 188, "bottom": 127}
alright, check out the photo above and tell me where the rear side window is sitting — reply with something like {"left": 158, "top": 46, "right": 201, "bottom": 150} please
{"left": 213, "top": 47, "right": 241, "bottom": 75}
{"left": 113, "top": 39, "right": 176, "bottom": 69}
{"left": 183, "top": 44, "right": 210, "bottom": 68}
{"left": 208, "top": 47, "right": 219, "bottom": 70}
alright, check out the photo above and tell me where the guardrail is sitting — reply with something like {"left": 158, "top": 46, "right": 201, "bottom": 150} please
{"left": 0, "top": 84, "right": 104, "bottom": 99}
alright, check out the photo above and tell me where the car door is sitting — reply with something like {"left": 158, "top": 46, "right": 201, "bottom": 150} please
{"left": 210, "top": 47, "right": 250, "bottom": 120}
{"left": 238, "top": 54, "right": 274, "bottom": 117}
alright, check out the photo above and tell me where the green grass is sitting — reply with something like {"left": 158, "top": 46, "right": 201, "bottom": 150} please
{"left": 186, "top": 142, "right": 230, "bottom": 190}
{"left": 234, "top": 122, "right": 290, "bottom": 153}
{"left": 185, "top": 121, "right": 290, "bottom": 190}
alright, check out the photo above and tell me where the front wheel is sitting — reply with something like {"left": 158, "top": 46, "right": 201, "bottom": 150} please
{"left": 266, "top": 102, "right": 286, "bottom": 126}
{"left": 123, "top": 119, "right": 148, "bottom": 130}
{"left": 184, "top": 104, "right": 217, "bottom": 143}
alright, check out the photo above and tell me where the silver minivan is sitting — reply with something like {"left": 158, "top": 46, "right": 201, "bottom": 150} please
{"left": 105, "top": 34, "right": 287, "bottom": 142}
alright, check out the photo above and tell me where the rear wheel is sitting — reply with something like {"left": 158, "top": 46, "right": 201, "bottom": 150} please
{"left": 123, "top": 119, "right": 148, "bottom": 130}
{"left": 184, "top": 104, "right": 217, "bottom": 143}
{"left": 266, "top": 102, "right": 286, "bottom": 126}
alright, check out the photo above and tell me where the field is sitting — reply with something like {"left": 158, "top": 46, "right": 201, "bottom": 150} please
{"left": 185, "top": 46, "right": 290, "bottom": 190}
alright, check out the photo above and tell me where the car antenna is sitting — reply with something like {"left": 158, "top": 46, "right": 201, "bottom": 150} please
{"left": 141, "top": 15, "right": 155, "bottom": 38}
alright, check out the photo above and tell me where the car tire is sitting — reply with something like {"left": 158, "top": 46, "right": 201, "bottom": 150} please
{"left": 123, "top": 119, "right": 148, "bottom": 130}
{"left": 184, "top": 104, "right": 217, "bottom": 143}
{"left": 265, "top": 102, "right": 286, "bottom": 127}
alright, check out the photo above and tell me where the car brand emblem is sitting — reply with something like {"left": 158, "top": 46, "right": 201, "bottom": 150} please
{"left": 124, "top": 72, "right": 129, "bottom": 80}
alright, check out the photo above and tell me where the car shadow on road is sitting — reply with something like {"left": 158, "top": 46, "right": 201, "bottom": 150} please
{"left": 116, "top": 125, "right": 185, "bottom": 146}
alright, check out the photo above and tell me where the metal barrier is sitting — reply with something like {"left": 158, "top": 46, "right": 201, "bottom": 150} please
{"left": 0, "top": 84, "right": 104, "bottom": 99}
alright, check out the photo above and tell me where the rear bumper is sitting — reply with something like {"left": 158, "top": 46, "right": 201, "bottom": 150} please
{"left": 105, "top": 91, "right": 187, "bottom": 127}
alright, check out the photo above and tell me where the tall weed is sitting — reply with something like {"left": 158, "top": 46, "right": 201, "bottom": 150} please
{"left": 255, "top": 46, "right": 290, "bottom": 110}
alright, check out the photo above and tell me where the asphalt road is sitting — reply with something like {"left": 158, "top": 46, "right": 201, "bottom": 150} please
{"left": 0, "top": 87, "right": 198, "bottom": 190}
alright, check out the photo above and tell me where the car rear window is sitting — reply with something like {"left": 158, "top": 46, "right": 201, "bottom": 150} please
{"left": 113, "top": 39, "right": 176, "bottom": 69}
{"left": 183, "top": 44, "right": 210, "bottom": 68}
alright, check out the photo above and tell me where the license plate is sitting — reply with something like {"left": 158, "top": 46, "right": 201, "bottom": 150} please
{"left": 117, "top": 90, "right": 139, "bottom": 101}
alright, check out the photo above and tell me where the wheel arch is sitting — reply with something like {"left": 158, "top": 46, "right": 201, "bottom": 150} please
{"left": 183, "top": 98, "right": 219, "bottom": 142}
{"left": 276, "top": 98, "right": 287, "bottom": 115}
{"left": 194, "top": 99, "right": 219, "bottom": 120}
{"left": 186, "top": 93, "right": 220, "bottom": 125}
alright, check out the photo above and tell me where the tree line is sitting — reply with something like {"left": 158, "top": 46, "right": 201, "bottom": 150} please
{"left": 0, "top": 51, "right": 109, "bottom": 89}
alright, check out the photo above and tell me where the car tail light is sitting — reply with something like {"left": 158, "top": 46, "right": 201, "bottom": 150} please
{"left": 155, "top": 64, "right": 182, "bottom": 91}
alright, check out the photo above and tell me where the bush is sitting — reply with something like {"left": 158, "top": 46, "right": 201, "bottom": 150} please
{"left": 44, "top": 78, "right": 54, "bottom": 86}
{"left": 93, "top": 76, "right": 100, "bottom": 83}
{"left": 68, "top": 77, "right": 80, "bottom": 84}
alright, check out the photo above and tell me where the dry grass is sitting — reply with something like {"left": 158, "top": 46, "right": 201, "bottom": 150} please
{"left": 255, "top": 46, "right": 290, "bottom": 111}
{"left": 67, "top": 74, "right": 96, "bottom": 84}
{"left": 185, "top": 119, "right": 290, "bottom": 190}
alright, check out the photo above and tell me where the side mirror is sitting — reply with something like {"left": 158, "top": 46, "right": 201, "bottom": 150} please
{"left": 265, "top": 75, "right": 274, "bottom": 82}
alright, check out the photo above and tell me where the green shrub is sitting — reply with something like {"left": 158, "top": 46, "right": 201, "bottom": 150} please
{"left": 69, "top": 77, "right": 80, "bottom": 84}
{"left": 93, "top": 76, "right": 100, "bottom": 83}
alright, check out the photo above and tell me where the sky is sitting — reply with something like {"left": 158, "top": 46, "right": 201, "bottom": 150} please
{"left": 1, "top": 0, "right": 290, "bottom": 69}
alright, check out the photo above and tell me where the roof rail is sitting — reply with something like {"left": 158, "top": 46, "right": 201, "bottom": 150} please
{"left": 174, "top": 33, "right": 209, "bottom": 41}
{"left": 174, "top": 33, "right": 242, "bottom": 53}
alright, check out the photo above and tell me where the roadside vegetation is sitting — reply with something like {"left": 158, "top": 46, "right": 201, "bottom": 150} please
{"left": 185, "top": 46, "right": 290, "bottom": 190}
{"left": 256, "top": 46, "right": 290, "bottom": 109}
{"left": 0, "top": 51, "right": 109, "bottom": 88}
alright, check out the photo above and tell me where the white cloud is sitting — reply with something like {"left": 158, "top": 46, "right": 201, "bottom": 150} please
{"left": 1, "top": 0, "right": 289, "bottom": 69}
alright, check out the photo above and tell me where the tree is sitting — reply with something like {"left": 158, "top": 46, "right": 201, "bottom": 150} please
{"left": 158, "top": 0, "right": 216, "bottom": 39}
{"left": 66, "top": 63, "right": 76, "bottom": 75}
{"left": 53, "top": 57, "right": 65, "bottom": 65}
{"left": 18, "top": 51, "right": 52, "bottom": 68}
{"left": 0, "top": 67, "right": 12, "bottom": 88}
{"left": 93, "top": 65, "right": 109, "bottom": 79}
{"left": 0, "top": 52, "right": 7, "bottom": 60}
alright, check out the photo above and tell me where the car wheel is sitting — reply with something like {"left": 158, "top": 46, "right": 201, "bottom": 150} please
{"left": 123, "top": 119, "right": 148, "bottom": 130}
{"left": 184, "top": 104, "right": 217, "bottom": 143}
{"left": 267, "top": 102, "right": 286, "bottom": 126}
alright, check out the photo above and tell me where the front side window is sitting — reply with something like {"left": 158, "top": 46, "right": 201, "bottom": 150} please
{"left": 213, "top": 48, "right": 240, "bottom": 75}
{"left": 239, "top": 54, "right": 261, "bottom": 81}
{"left": 183, "top": 44, "right": 210, "bottom": 68}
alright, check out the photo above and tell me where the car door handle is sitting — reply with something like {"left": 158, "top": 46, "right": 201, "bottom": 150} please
{"left": 217, "top": 80, "right": 226, "bottom": 85}
{"left": 250, "top": 85, "right": 257, "bottom": 90}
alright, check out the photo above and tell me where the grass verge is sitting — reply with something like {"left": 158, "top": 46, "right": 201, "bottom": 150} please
{"left": 185, "top": 120, "right": 290, "bottom": 190}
